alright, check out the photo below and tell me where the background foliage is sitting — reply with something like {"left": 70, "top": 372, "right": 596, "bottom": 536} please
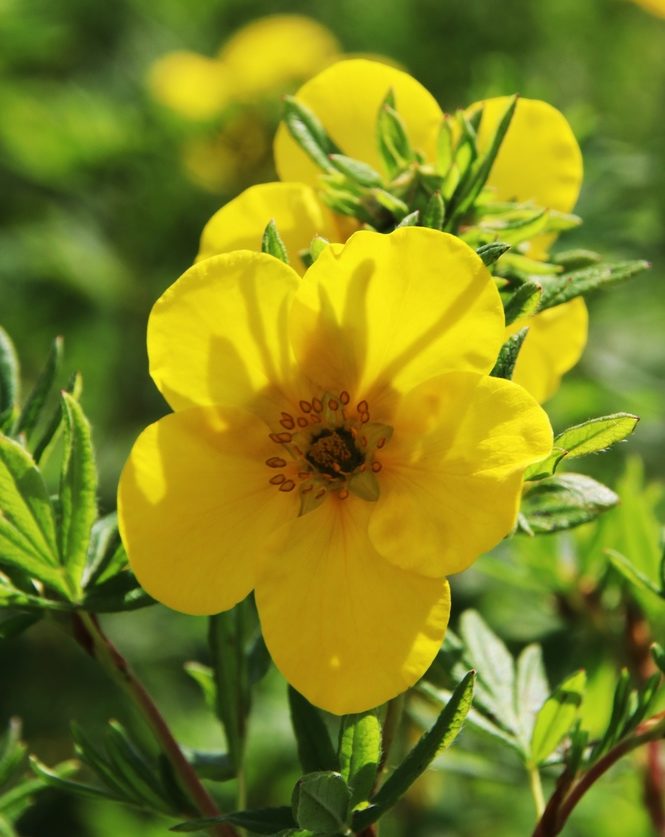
{"left": 1, "top": 0, "right": 664, "bottom": 834}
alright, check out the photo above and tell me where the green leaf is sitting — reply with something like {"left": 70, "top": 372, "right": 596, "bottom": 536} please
{"left": 553, "top": 413, "right": 639, "bottom": 459}
{"left": 0, "top": 329, "right": 19, "bottom": 433}
{"left": 651, "top": 643, "right": 665, "bottom": 675}
{"left": 539, "top": 259, "right": 650, "bottom": 310}
{"left": 184, "top": 662, "right": 216, "bottom": 713}
{"left": 421, "top": 192, "right": 444, "bottom": 230}
{"left": 283, "top": 96, "right": 337, "bottom": 172}
{"left": 436, "top": 118, "right": 453, "bottom": 174}
{"left": 58, "top": 392, "right": 97, "bottom": 596}
{"left": 477, "top": 241, "right": 510, "bottom": 267}
{"left": 395, "top": 210, "right": 420, "bottom": 227}
{"left": 81, "top": 571, "right": 154, "bottom": 612}
{"left": 292, "top": 772, "right": 351, "bottom": 835}
{"left": 172, "top": 806, "right": 297, "bottom": 834}
{"left": 83, "top": 512, "right": 124, "bottom": 587}
{"left": 523, "top": 447, "right": 567, "bottom": 481}
{"left": 288, "top": 686, "right": 338, "bottom": 774}
{"left": 32, "top": 371, "right": 82, "bottom": 465}
{"left": 520, "top": 474, "right": 619, "bottom": 534}
{"left": 0, "top": 719, "right": 26, "bottom": 787}
{"left": 329, "top": 154, "right": 383, "bottom": 187}
{"left": 607, "top": 548, "right": 663, "bottom": 598}
{"left": 450, "top": 96, "right": 517, "bottom": 221}
{"left": 180, "top": 749, "right": 234, "bottom": 783}
{"left": 209, "top": 606, "right": 250, "bottom": 771}
{"left": 459, "top": 611, "right": 518, "bottom": 733}
{"left": 0, "top": 611, "right": 42, "bottom": 640}
{"left": 530, "top": 670, "right": 586, "bottom": 764}
{"left": 355, "top": 672, "right": 474, "bottom": 830}
{"left": 0, "top": 435, "right": 65, "bottom": 593}
{"left": 503, "top": 281, "right": 542, "bottom": 326}
{"left": 490, "top": 327, "right": 529, "bottom": 380}
{"left": 376, "top": 89, "right": 414, "bottom": 177}
{"left": 338, "top": 711, "right": 381, "bottom": 808}
{"left": 261, "top": 220, "right": 289, "bottom": 264}
{"left": 14, "top": 337, "right": 62, "bottom": 441}
{"left": 30, "top": 756, "right": 124, "bottom": 804}
{"left": 551, "top": 249, "right": 601, "bottom": 271}
{"left": 515, "top": 644, "right": 549, "bottom": 747}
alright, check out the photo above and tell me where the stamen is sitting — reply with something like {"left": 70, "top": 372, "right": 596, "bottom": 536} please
{"left": 357, "top": 400, "right": 369, "bottom": 414}
{"left": 338, "top": 488, "right": 349, "bottom": 499}
{"left": 312, "top": 397, "right": 323, "bottom": 412}
{"left": 340, "top": 390, "right": 350, "bottom": 405}
{"left": 298, "top": 471, "right": 312, "bottom": 480}
{"left": 328, "top": 398, "right": 339, "bottom": 411}
{"left": 371, "top": 461, "right": 382, "bottom": 473}
{"left": 266, "top": 457, "right": 287, "bottom": 468}
{"left": 299, "top": 400, "right": 312, "bottom": 413}
{"left": 377, "top": 437, "right": 387, "bottom": 449}
{"left": 297, "top": 417, "right": 309, "bottom": 428}
{"left": 280, "top": 413, "right": 295, "bottom": 430}
{"left": 269, "top": 431, "right": 293, "bottom": 443}
{"left": 360, "top": 413, "right": 370, "bottom": 423}
{"left": 279, "top": 480, "right": 296, "bottom": 492}
{"left": 302, "top": 484, "right": 313, "bottom": 493}
{"left": 315, "top": 489, "right": 326, "bottom": 499}
{"left": 269, "top": 474, "right": 286, "bottom": 485}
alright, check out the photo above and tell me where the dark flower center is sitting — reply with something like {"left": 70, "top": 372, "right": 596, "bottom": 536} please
{"left": 305, "top": 427, "right": 365, "bottom": 478}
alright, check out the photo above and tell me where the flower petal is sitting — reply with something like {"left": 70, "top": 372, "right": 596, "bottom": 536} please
{"left": 290, "top": 227, "right": 504, "bottom": 400}
{"left": 256, "top": 496, "right": 451, "bottom": 714}
{"left": 368, "top": 371, "right": 553, "bottom": 577}
{"left": 274, "top": 58, "right": 443, "bottom": 187}
{"left": 118, "top": 405, "right": 297, "bottom": 615}
{"left": 148, "top": 251, "right": 300, "bottom": 413}
{"left": 508, "top": 297, "right": 589, "bottom": 403}
{"left": 471, "top": 96, "right": 583, "bottom": 213}
{"left": 147, "top": 52, "right": 230, "bottom": 120}
{"left": 197, "top": 182, "right": 340, "bottom": 275}
{"left": 220, "top": 15, "right": 339, "bottom": 97}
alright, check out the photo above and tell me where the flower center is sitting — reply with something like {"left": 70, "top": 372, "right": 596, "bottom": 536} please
{"left": 265, "top": 390, "right": 392, "bottom": 514}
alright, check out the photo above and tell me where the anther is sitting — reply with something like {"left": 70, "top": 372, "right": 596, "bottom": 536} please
{"left": 266, "top": 457, "right": 287, "bottom": 468}
{"left": 299, "top": 400, "right": 312, "bottom": 413}
{"left": 371, "top": 461, "right": 382, "bottom": 473}
{"left": 377, "top": 437, "right": 386, "bottom": 449}
{"left": 280, "top": 417, "right": 295, "bottom": 430}
{"left": 279, "top": 480, "right": 296, "bottom": 492}
{"left": 297, "top": 416, "right": 309, "bottom": 428}
{"left": 338, "top": 488, "right": 349, "bottom": 499}
{"left": 312, "top": 397, "right": 323, "bottom": 412}
{"left": 269, "top": 474, "right": 286, "bottom": 485}
{"left": 274, "top": 432, "right": 293, "bottom": 443}
{"left": 360, "top": 413, "right": 370, "bottom": 423}
{"left": 357, "top": 400, "right": 369, "bottom": 414}
{"left": 301, "top": 483, "right": 313, "bottom": 493}
{"left": 340, "top": 390, "right": 350, "bottom": 405}
{"left": 315, "top": 489, "right": 326, "bottom": 499}
{"left": 328, "top": 398, "right": 339, "bottom": 410}
{"left": 309, "top": 414, "right": 321, "bottom": 423}
{"left": 360, "top": 435, "right": 368, "bottom": 447}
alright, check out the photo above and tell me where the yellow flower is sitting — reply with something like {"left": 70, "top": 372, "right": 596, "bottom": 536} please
{"left": 118, "top": 228, "right": 552, "bottom": 714}
{"left": 630, "top": 0, "right": 665, "bottom": 16}
{"left": 200, "top": 59, "right": 587, "bottom": 401}
{"left": 148, "top": 52, "right": 231, "bottom": 121}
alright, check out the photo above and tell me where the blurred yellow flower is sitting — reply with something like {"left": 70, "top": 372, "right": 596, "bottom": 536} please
{"left": 201, "top": 59, "right": 588, "bottom": 401}
{"left": 148, "top": 15, "right": 340, "bottom": 121}
{"left": 118, "top": 227, "right": 552, "bottom": 713}
{"left": 630, "top": 0, "right": 665, "bottom": 16}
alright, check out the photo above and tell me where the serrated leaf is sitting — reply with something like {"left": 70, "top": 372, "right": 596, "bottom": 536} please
{"left": 14, "top": 337, "right": 62, "bottom": 441}
{"left": 490, "top": 328, "right": 529, "bottom": 380}
{"left": 539, "top": 259, "right": 650, "bottom": 310}
{"left": 459, "top": 611, "right": 518, "bottom": 733}
{"left": 32, "top": 371, "right": 81, "bottom": 465}
{"left": 530, "top": 670, "right": 586, "bottom": 764}
{"left": 523, "top": 447, "right": 567, "bottom": 481}
{"left": 520, "top": 474, "right": 619, "bottom": 534}
{"left": 503, "top": 281, "right": 542, "bottom": 326}
{"left": 553, "top": 413, "right": 639, "bottom": 459}
{"left": 477, "top": 241, "right": 510, "bottom": 267}
{"left": 83, "top": 511, "right": 124, "bottom": 587}
{"left": 0, "top": 436, "right": 65, "bottom": 593}
{"left": 515, "top": 645, "right": 549, "bottom": 747}
{"left": 338, "top": 711, "right": 381, "bottom": 808}
{"left": 490, "top": 209, "right": 550, "bottom": 245}
{"left": 288, "top": 687, "right": 337, "bottom": 774}
{"left": 354, "top": 672, "right": 474, "bottom": 831}
{"left": 292, "top": 772, "right": 350, "bottom": 835}
{"left": 172, "top": 806, "right": 297, "bottom": 834}
{"left": 261, "top": 219, "right": 289, "bottom": 264}
{"left": 103, "top": 722, "right": 173, "bottom": 814}
{"left": 283, "top": 96, "right": 337, "bottom": 172}
{"left": 58, "top": 392, "right": 97, "bottom": 596}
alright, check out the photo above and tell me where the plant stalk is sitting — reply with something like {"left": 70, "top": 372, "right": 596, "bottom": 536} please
{"left": 73, "top": 611, "right": 237, "bottom": 837}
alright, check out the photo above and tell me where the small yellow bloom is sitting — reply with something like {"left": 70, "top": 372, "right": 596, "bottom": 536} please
{"left": 118, "top": 228, "right": 552, "bottom": 714}
{"left": 148, "top": 52, "right": 231, "bottom": 121}
{"left": 201, "top": 59, "right": 588, "bottom": 401}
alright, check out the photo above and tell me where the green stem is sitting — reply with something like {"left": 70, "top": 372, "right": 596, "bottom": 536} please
{"left": 528, "top": 764, "right": 546, "bottom": 818}
{"left": 73, "top": 612, "right": 238, "bottom": 837}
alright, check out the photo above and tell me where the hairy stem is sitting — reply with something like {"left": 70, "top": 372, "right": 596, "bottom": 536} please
{"left": 73, "top": 612, "right": 237, "bottom": 837}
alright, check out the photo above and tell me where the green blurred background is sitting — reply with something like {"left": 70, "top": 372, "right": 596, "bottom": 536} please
{"left": 1, "top": 0, "right": 664, "bottom": 834}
